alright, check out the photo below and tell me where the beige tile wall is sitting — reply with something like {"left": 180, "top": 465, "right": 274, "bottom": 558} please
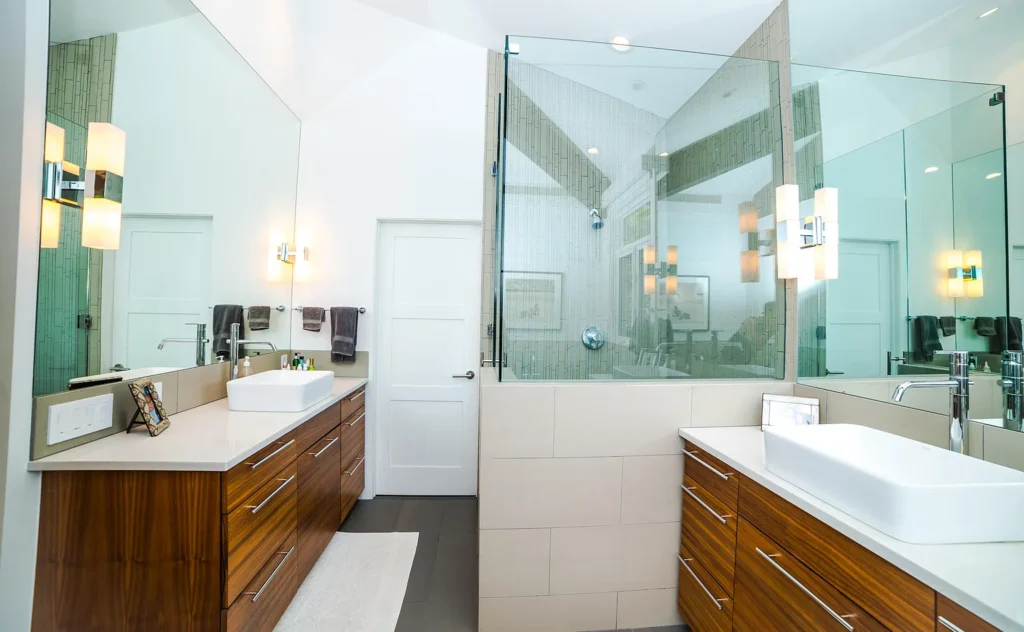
{"left": 478, "top": 369, "right": 794, "bottom": 630}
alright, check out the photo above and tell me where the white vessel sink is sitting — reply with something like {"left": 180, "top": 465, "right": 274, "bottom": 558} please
{"left": 227, "top": 370, "right": 334, "bottom": 412}
{"left": 763, "top": 424, "right": 1024, "bottom": 544}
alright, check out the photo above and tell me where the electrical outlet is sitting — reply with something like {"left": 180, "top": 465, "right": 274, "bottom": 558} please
{"left": 46, "top": 393, "right": 114, "bottom": 446}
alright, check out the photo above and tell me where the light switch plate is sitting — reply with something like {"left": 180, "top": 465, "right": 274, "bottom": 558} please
{"left": 46, "top": 393, "right": 114, "bottom": 446}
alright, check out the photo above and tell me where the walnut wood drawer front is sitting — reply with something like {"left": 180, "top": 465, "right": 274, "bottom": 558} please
{"left": 223, "top": 437, "right": 298, "bottom": 514}
{"left": 293, "top": 403, "right": 341, "bottom": 455}
{"left": 734, "top": 518, "right": 886, "bottom": 632}
{"left": 223, "top": 530, "right": 298, "bottom": 632}
{"left": 739, "top": 477, "right": 935, "bottom": 632}
{"left": 296, "top": 425, "right": 343, "bottom": 584}
{"left": 340, "top": 386, "right": 366, "bottom": 421}
{"left": 681, "top": 474, "right": 737, "bottom": 596}
{"left": 937, "top": 594, "right": 1000, "bottom": 632}
{"left": 340, "top": 449, "right": 365, "bottom": 521}
{"left": 341, "top": 406, "right": 365, "bottom": 471}
{"left": 682, "top": 441, "right": 739, "bottom": 510}
{"left": 677, "top": 540, "right": 733, "bottom": 632}
{"left": 223, "top": 461, "right": 297, "bottom": 607}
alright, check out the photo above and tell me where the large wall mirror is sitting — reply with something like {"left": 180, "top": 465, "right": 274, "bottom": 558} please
{"left": 34, "top": 0, "right": 300, "bottom": 397}
{"left": 792, "top": 64, "right": 1015, "bottom": 429}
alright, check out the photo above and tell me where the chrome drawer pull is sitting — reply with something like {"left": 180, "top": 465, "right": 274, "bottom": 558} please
{"left": 345, "top": 456, "right": 366, "bottom": 476}
{"left": 349, "top": 390, "right": 365, "bottom": 402}
{"left": 756, "top": 547, "right": 854, "bottom": 631}
{"left": 310, "top": 436, "right": 339, "bottom": 458}
{"left": 681, "top": 448, "right": 732, "bottom": 480}
{"left": 677, "top": 555, "right": 726, "bottom": 611}
{"left": 248, "top": 475, "right": 295, "bottom": 514}
{"left": 247, "top": 439, "right": 295, "bottom": 470}
{"left": 244, "top": 546, "right": 294, "bottom": 603}
{"left": 938, "top": 617, "right": 965, "bottom": 632}
{"left": 681, "top": 485, "right": 731, "bottom": 524}
{"left": 348, "top": 412, "right": 365, "bottom": 427}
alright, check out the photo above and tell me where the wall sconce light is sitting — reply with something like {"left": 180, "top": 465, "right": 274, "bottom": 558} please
{"left": 739, "top": 201, "right": 765, "bottom": 283}
{"left": 42, "top": 121, "right": 127, "bottom": 250}
{"left": 947, "top": 250, "right": 983, "bottom": 298}
{"left": 775, "top": 185, "right": 839, "bottom": 280}
{"left": 643, "top": 243, "right": 679, "bottom": 295}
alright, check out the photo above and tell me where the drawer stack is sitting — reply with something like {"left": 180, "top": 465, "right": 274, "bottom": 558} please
{"left": 340, "top": 385, "right": 366, "bottom": 521}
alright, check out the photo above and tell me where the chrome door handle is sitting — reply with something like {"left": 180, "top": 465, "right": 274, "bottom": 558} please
{"left": 247, "top": 475, "right": 294, "bottom": 514}
{"left": 681, "top": 448, "right": 732, "bottom": 480}
{"left": 349, "top": 390, "right": 364, "bottom": 402}
{"left": 348, "top": 412, "right": 365, "bottom": 427}
{"left": 243, "top": 546, "right": 294, "bottom": 603}
{"left": 756, "top": 547, "right": 854, "bottom": 631}
{"left": 681, "top": 485, "right": 731, "bottom": 524}
{"left": 938, "top": 616, "right": 965, "bottom": 632}
{"left": 309, "top": 436, "right": 339, "bottom": 458}
{"left": 345, "top": 456, "right": 366, "bottom": 476}
{"left": 677, "top": 555, "right": 727, "bottom": 610}
{"left": 246, "top": 439, "right": 295, "bottom": 470}
{"left": 453, "top": 370, "right": 475, "bottom": 380}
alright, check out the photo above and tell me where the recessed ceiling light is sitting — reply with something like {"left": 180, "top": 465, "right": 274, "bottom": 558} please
{"left": 986, "top": 172, "right": 1002, "bottom": 179}
{"left": 587, "top": 147, "right": 599, "bottom": 155}
{"left": 924, "top": 166, "right": 939, "bottom": 173}
{"left": 978, "top": 7, "right": 999, "bottom": 18}
{"left": 659, "top": 152, "right": 669, "bottom": 157}
{"left": 610, "top": 35, "right": 631, "bottom": 52}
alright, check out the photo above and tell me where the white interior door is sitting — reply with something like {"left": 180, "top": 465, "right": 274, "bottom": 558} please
{"left": 375, "top": 221, "right": 481, "bottom": 496}
{"left": 825, "top": 240, "right": 895, "bottom": 378}
{"left": 111, "top": 216, "right": 213, "bottom": 372}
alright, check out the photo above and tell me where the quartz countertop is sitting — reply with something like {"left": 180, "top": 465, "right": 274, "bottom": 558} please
{"left": 29, "top": 378, "right": 367, "bottom": 472}
{"left": 679, "top": 426, "right": 1024, "bottom": 632}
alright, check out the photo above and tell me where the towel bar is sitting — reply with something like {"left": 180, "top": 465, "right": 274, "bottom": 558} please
{"left": 208, "top": 305, "right": 286, "bottom": 312}
{"left": 295, "top": 306, "right": 365, "bottom": 314}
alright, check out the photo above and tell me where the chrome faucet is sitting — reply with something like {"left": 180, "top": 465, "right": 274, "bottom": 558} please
{"left": 158, "top": 323, "right": 209, "bottom": 366}
{"left": 228, "top": 322, "right": 277, "bottom": 380}
{"left": 892, "top": 350, "right": 970, "bottom": 454}
{"left": 1000, "top": 350, "right": 1023, "bottom": 432}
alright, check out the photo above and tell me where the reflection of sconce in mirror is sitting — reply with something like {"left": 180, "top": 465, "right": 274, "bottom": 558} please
{"left": 41, "top": 121, "right": 126, "bottom": 250}
{"left": 643, "top": 243, "right": 678, "bottom": 295}
{"left": 947, "top": 250, "right": 983, "bottom": 298}
{"left": 775, "top": 185, "right": 839, "bottom": 281}
{"left": 276, "top": 243, "right": 309, "bottom": 264}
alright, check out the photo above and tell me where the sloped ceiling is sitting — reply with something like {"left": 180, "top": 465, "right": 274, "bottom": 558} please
{"left": 49, "top": 0, "right": 196, "bottom": 43}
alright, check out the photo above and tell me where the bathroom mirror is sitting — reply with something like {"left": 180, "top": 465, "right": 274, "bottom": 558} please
{"left": 791, "top": 64, "right": 1014, "bottom": 427}
{"left": 33, "top": 0, "right": 300, "bottom": 396}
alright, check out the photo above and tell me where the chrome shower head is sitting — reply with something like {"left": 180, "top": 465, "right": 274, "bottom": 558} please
{"left": 589, "top": 209, "right": 604, "bottom": 229}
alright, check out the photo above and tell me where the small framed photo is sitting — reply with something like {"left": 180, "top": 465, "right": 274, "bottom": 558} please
{"left": 128, "top": 377, "right": 171, "bottom": 436}
{"left": 761, "top": 394, "right": 820, "bottom": 430}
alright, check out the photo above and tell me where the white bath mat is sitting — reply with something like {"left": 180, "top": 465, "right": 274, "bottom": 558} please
{"left": 276, "top": 532, "right": 418, "bottom": 632}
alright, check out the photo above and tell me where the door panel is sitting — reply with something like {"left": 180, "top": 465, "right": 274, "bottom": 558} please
{"left": 825, "top": 241, "right": 894, "bottom": 377}
{"left": 376, "top": 222, "right": 481, "bottom": 496}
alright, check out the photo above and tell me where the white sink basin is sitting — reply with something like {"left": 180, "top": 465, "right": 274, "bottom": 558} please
{"left": 763, "top": 424, "right": 1024, "bottom": 544}
{"left": 227, "top": 370, "right": 334, "bottom": 412}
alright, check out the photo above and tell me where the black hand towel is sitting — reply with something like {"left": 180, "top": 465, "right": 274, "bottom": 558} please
{"left": 248, "top": 306, "right": 271, "bottom": 331}
{"left": 996, "top": 316, "right": 1024, "bottom": 352}
{"left": 330, "top": 307, "right": 359, "bottom": 364}
{"left": 212, "top": 304, "right": 243, "bottom": 359}
{"left": 975, "top": 316, "right": 997, "bottom": 337}
{"left": 913, "top": 316, "right": 943, "bottom": 362}
{"left": 938, "top": 316, "right": 957, "bottom": 337}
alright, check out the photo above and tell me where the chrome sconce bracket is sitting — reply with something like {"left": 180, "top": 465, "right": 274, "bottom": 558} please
{"left": 277, "top": 242, "right": 309, "bottom": 265}
{"left": 798, "top": 215, "right": 828, "bottom": 249}
{"left": 949, "top": 265, "right": 982, "bottom": 283}
{"left": 42, "top": 160, "right": 83, "bottom": 207}
{"left": 85, "top": 169, "right": 123, "bottom": 204}
{"left": 645, "top": 262, "right": 678, "bottom": 278}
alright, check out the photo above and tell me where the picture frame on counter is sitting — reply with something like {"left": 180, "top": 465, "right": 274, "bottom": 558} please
{"left": 127, "top": 377, "right": 171, "bottom": 436}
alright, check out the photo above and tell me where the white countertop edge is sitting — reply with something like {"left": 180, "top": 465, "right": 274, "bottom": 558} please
{"left": 28, "top": 377, "right": 368, "bottom": 473}
{"left": 678, "top": 426, "right": 1023, "bottom": 632}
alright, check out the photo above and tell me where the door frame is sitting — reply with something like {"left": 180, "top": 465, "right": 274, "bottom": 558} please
{"left": 368, "top": 218, "right": 484, "bottom": 499}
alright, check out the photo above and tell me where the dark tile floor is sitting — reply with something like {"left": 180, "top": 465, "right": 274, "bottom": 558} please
{"left": 339, "top": 497, "right": 688, "bottom": 632}
{"left": 340, "top": 496, "right": 479, "bottom": 632}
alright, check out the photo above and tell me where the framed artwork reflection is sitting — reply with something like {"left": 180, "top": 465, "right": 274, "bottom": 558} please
{"left": 668, "top": 275, "right": 710, "bottom": 332}
{"left": 503, "top": 271, "right": 562, "bottom": 330}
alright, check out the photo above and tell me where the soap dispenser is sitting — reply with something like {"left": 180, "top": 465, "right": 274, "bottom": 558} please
{"left": 240, "top": 357, "right": 252, "bottom": 378}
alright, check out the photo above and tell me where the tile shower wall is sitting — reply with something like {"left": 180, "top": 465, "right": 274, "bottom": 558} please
{"left": 35, "top": 35, "right": 116, "bottom": 395}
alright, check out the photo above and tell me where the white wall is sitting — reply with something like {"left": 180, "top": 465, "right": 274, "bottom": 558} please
{"left": 108, "top": 13, "right": 301, "bottom": 353}
{"left": 0, "top": 0, "right": 48, "bottom": 628}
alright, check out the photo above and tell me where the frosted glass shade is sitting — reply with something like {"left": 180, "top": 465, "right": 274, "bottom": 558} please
{"left": 665, "top": 275, "right": 678, "bottom": 295}
{"left": 814, "top": 187, "right": 839, "bottom": 222}
{"left": 44, "top": 123, "right": 65, "bottom": 163}
{"left": 814, "top": 243, "right": 838, "bottom": 280}
{"left": 948, "top": 276, "right": 965, "bottom": 298}
{"left": 643, "top": 244, "right": 656, "bottom": 266}
{"left": 81, "top": 198, "right": 122, "bottom": 249}
{"left": 643, "top": 274, "right": 656, "bottom": 295}
{"left": 967, "top": 277, "right": 984, "bottom": 298}
{"left": 964, "top": 250, "right": 983, "bottom": 268}
{"left": 739, "top": 202, "right": 759, "bottom": 233}
{"left": 775, "top": 184, "right": 799, "bottom": 222}
{"left": 741, "top": 250, "right": 760, "bottom": 283}
{"left": 86, "top": 123, "right": 126, "bottom": 175}
{"left": 40, "top": 200, "right": 61, "bottom": 248}
{"left": 666, "top": 245, "right": 678, "bottom": 266}
{"left": 947, "top": 251, "right": 964, "bottom": 269}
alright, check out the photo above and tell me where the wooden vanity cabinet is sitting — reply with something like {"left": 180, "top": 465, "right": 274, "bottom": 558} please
{"left": 339, "top": 392, "right": 366, "bottom": 523}
{"left": 32, "top": 399, "right": 355, "bottom": 632}
{"left": 678, "top": 440, "right": 1000, "bottom": 632}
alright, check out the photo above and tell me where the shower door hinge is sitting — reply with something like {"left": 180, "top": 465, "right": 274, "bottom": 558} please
{"left": 487, "top": 323, "right": 495, "bottom": 337}
{"left": 77, "top": 314, "right": 93, "bottom": 330}
{"left": 491, "top": 161, "right": 498, "bottom": 177}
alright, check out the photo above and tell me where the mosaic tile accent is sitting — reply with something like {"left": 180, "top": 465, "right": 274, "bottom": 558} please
{"left": 35, "top": 35, "right": 116, "bottom": 396}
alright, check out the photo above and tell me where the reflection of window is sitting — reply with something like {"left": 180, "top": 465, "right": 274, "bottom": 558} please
{"left": 622, "top": 204, "right": 651, "bottom": 245}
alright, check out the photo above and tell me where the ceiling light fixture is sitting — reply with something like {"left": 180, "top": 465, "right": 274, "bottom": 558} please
{"left": 611, "top": 35, "right": 631, "bottom": 52}
{"left": 986, "top": 172, "right": 1002, "bottom": 179}
{"left": 924, "top": 166, "right": 939, "bottom": 173}
{"left": 659, "top": 152, "right": 669, "bottom": 157}
{"left": 978, "top": 7, "right": 999, "bottom": 18}
{"left": 587, "top": 147, "right": 599, "bottom": 155}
